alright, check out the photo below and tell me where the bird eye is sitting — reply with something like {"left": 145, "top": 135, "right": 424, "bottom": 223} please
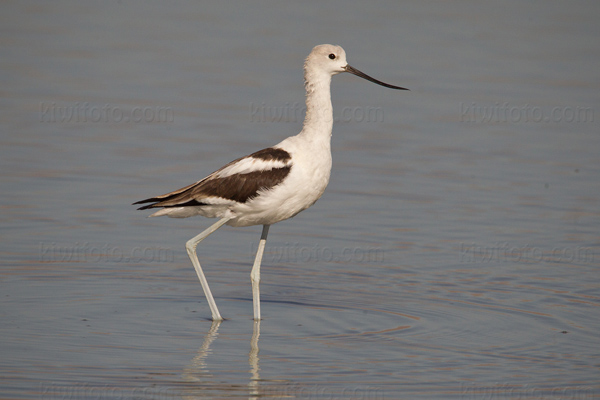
{"left": 328, "top": 53, "right": 336, "bottom": 60}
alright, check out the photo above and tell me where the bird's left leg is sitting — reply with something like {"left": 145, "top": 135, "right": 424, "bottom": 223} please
{"left": 186, "top": 216, "right": 232, "bottom": 321}
{"left": 250, "top": 224, "right": 270, "bottom": 321}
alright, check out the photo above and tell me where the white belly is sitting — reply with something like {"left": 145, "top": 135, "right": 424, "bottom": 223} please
{"left": 228, "top": 148, "right": 332, "bottom": 227}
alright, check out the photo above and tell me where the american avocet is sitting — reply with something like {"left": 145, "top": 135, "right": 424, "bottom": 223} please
{"left": 134, "top": 44, "right": 408, "bottom": 321}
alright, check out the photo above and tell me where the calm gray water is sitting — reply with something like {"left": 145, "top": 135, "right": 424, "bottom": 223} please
{"left": 1, "top": 1, "right": 599, "bottom": 399}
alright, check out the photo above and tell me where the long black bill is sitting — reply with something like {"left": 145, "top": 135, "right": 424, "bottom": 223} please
{"left": 344, "top": 65, "right": 409, "bottom": 90}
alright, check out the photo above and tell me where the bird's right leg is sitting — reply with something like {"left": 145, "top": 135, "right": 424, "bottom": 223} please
{"left": 250, "top": 224, "right": 270, "bottom": 321}
{"left": 185, "top": 217, "right": 232, "bottom": 321}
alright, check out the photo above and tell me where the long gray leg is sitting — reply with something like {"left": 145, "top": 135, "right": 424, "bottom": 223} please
{"left": 185, "top": 217, "right": 232, "bottom": 321}
{"left": 250, "top": 225, "right": 270, "bottom": 321}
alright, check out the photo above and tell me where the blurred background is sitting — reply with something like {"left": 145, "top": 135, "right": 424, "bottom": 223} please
{"left": 1, "top": 1, "right": 599, "bottom": 398}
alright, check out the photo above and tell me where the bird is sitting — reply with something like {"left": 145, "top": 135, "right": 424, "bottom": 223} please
{"left": 134, "top": 44, "right": 408, "bottom": 321}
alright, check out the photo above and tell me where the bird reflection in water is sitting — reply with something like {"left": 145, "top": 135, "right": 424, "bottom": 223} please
{"left": 182, "top": 321, "right": 263, "bottom": 399}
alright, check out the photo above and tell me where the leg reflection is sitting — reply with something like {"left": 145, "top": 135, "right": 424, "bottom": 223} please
{"left": 249, "top": 320, "right": 261, "bottom": 398}
{"left": 183, "top": 320, "right": 222, "bottom": 382}
{"left": 182, "top": 320, "right": 262, "bottom": 398}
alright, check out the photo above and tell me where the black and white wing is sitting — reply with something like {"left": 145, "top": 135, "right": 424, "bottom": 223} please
{"left": 133, "top": 147, "right": 292, "bottom": 212}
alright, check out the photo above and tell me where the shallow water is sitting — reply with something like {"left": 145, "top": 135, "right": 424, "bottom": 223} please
{"left": 1, "top": 1, "right": 599, "bottom": 399}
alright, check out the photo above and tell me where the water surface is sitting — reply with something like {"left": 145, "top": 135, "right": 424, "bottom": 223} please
{"left": 1, "top": 1, "right": 599, "bottom": 399}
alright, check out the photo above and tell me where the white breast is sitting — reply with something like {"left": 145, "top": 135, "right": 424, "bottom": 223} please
{"left": 227, "top": 134, "right": 332, "bottom": 227}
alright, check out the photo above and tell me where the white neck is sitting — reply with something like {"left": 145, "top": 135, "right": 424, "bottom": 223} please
{"left": 300, "top": 70, "right": 333, "bottom": 141}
